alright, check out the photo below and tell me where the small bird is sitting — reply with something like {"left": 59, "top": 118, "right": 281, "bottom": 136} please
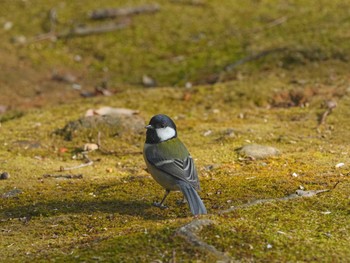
{"left": 143, "top": 114, "right": 207, "bottom": 215}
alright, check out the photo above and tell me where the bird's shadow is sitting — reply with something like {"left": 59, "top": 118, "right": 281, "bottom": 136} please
{"left": 0, "top": 177, "right": 187, "bottom": 221}
{"left": 1, "top": 198, "right": 170, "bottom": 221}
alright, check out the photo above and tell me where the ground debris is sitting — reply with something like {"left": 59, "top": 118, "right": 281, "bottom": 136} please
{"left": 0, "top": 172, "right": 10, "bottom": 180}
{"left": 219, "top": 187, "right": 334, "bottom": 214}
{"left": 1, "top": 189, "right": 22, "bottom": 198}
{"left": 85, "top": 107, "right": 139, "bottom": 117}
{"left": 236, "top": 144, "right": 280, "bottom": 160}
{"left": 170, "top": 0, "right": 206, "bottom": 6}
{"left": 42, "top": 174, "right": 83, "bottom": 179}
{"left": 176, "top": 219, "right": 233, "bottom": 262}
{"left": 51, "top": 72, "right": 77, "bottom": 84}
{"left": 271, "top": 87, "right": 316, "bottom": 108}
{"left": 318, "top": 100, "right": 337, "bottom": 126}
{"left": 59, "top": 153, "right": 93, "bottom": 171}
{"left": 55, "top": 109, "right": 144, "bottom": 141}
{"left": 89, "top": 4, "right": 160, "bottom": 20}
{"left": 142, "top": 75, "right": 157, "bottom": 88}
{"left": 13, "top": 140, "right": 41, "bottom": 150}
{"left": 224, "top": 48, "right": 287, "bottom": 72}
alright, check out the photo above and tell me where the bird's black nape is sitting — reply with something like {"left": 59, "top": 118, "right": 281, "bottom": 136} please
{"left": 148, "top": 114, "right": 177, "bottom": 130}
{"left": 145, "top": 114, "right": 177, "bottom": 144}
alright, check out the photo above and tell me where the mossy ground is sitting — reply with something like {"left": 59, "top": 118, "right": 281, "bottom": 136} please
{"left": 1, "top": 0, "right": 350, "bottom": 262}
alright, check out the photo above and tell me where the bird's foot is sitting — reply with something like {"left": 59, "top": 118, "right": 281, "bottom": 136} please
{"left": 153, "top": 202, "right": 168, "bottom": 209}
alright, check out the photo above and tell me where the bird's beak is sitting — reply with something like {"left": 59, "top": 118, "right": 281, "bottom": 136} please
{"left": 145, "top": 124, "right": 154, "bottom": 130}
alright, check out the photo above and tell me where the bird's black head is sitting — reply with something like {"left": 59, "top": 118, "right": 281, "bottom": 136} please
{"left": 145, "top": 114, "right": 177, "bottom": 144}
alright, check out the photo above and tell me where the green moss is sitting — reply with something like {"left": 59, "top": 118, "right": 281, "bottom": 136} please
{"left": 1, "top": 0, "right": 350, "bottom": 261}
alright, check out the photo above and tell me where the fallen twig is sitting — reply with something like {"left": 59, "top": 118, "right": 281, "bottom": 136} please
{"left": 224, "top": 47, "right": 287, "bottom": 72}
{"left": 169, "top": 0, "right": 206, "bottom": 6}
{"left": 176, "top": 219, "right": 233, "bottom": 262}
{"left": 89, "top": 4, "right": 160, "bottom": 20}
{"left": 57, "top": 21, "right": 130, "bottom": 38}
{"left": 43, "top": 174, "right": 83, "bottom": 179}
{"left": 49, "top": 8, "right": 57, "bottom": 33}
{"left": 251, "top": 16, "right": 288, "bottom": 34}
{"left": 59, "top": 153, "right": 93, "bottom": 171}
{"left": 30, "top": 21, "right": 130, "bottom": 42}
{"left": 318, "top": 100, "right": 337, "bottom": 126}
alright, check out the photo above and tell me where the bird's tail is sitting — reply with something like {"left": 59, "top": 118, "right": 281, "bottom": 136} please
{"left": 178, "top": 181, "right": 207, "bottom": 215}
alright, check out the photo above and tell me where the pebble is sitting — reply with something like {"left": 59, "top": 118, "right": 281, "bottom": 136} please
{"left": 142, "top": 75, "right": 157, "bottom": 88}
{"left": 83, "top": 143, "right": 99, "bottom": 152}
{"left": 335, "top": 163, "right": 345, "bottom": 168}
{"left": 3, "top": 21, "right": 13, "bottom": 30}
{"left": 0, "top": 172, "right": 10, "bottom": 180}
{"left": 237, "top": 144, "right": 280, "bottom": 159}
{"left": 203, "top": 130, "right": 212, "bottom": 136}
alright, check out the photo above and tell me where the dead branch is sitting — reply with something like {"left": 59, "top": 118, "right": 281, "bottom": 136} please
{"left": 169, "top": 0, "right": 206, "bottom": 6}
{"left": 57, "top": 21, "right": 130, "bottom": 38}
{"left": 224, "top": 47, "right": 287, "bottom": 72}
{"left": 43, "top": 174, "right": 83, "bottom": 179}
{"left": 59, "top": 153, "right": 93, "bottom": 171}
{"left": 89, "top": 4, "right": 160, "bottom": 20}
{"left": 176, "top": 219, "right": 233, "bottom": 262}
{"left": 318, "top": 100, "right": 337, "bottom": 126}
{"left": 30, "top": 21, "right": 130, "bottom": 43}
{"left": 251, "top": 16, "right": 288, "bottom": 34}
{"left": 49, "top": 8, "right": 57, "bottom": 33}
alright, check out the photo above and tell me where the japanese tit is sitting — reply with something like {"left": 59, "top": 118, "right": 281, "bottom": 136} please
{"left": 143, "top": 114, "right": 207, "bottom": 215}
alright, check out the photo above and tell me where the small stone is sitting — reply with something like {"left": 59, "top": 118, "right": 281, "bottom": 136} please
{"left": 106, "top": 168, "right": 114, "bottom": 173}
{"left": 236, "top": 144, "right": 280, "bottom": 159}
{"left": 74, "top": 55, "right": 82, "bottom": 62}
{"left": 3, "top": 21, "right": 13, "bottom": 30}
{"left": 266, "top": 244, "right": 273, "bottom": 249}
{"left": 51, "top": 72, "right": 77, "bottom": 84}
{"left": 238, "top": 113, "right": 245, "bottom": 119}
{"left": 83, "top": 143, "right": 99, "bottom": 152}
{"left": 203, "top": 130, "right": 212, "bottom": 136}
{"left": 321, "top": 211, "right": 331, "bottom": 215}
{"left": 142, "top": 75, "right": 157, "bottom": 88}
{"left": 335, "top": 163, "right": 345, "bottom": 168}
{"left": 72, "top": 84, "right": 82, "bottom": 90}
{"left": 325, "top": 100, "right": 337, "bottom": 110}
{"left": 292, "top": 172, "right": 298, "bottom": 177}
{"left": 185, "top": 82, "right": 192, "bottom": 88}
{"left": 11, "top": 35, "right": 27, "bottom": 44}
{"left": 0, "top": 105, "right": 8, "bottom": 114}
{"left": 0, "top": 172, "right": 10, "bottom": 180}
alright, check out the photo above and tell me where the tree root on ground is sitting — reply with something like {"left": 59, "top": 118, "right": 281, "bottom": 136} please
{"left": 176, "top": 186, "right": 338, "bottom": 262}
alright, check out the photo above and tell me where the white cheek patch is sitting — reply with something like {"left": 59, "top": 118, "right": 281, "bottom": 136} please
{"left": 156, "top": 127, "right": 176, "bottom": 142}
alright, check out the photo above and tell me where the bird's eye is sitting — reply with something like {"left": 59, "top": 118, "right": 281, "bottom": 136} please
{"left": 160, "top": 123, "right": 165, "bottom": 128}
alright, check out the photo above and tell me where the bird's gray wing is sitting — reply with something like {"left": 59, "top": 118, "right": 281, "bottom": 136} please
{"left": 145, "top": 146, "right": 199, "bottom": 189}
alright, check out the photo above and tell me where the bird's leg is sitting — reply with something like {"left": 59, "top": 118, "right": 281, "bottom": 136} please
{"left": 153, "top": 190, "right": 170, "bottom": 209}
